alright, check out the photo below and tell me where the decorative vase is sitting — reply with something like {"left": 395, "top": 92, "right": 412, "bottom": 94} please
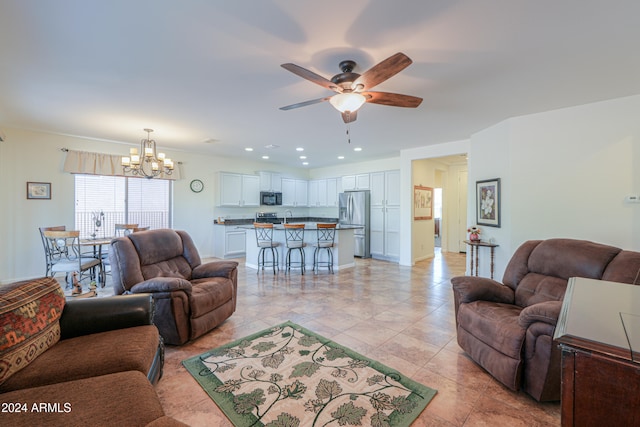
{"left": 470, "top": 233, "right": 480, "bottom": 241}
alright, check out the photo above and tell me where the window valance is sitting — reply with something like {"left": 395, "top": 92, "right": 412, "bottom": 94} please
{"left": 63, "top": 149, "right": 181, "bottom": 180}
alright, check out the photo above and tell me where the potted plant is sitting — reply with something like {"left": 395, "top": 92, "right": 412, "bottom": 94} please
{"left": 467, "top": 226, "right": 481, "bottom": 241}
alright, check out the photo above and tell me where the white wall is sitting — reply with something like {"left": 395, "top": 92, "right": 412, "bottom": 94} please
{"left": 412, "top": 158, "right": 436, "bottom": 261}
{"left": 468, "top": 94, "right": 640, "bottom": 279}
{"left": 0, "top": 128, "right": 306, "bottom": 283}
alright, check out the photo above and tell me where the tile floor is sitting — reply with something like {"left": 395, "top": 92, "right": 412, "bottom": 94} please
{"left": 150, "top": 250, "right": 561, "bottom": 426}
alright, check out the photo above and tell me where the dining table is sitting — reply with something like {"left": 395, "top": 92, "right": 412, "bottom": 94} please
{"left": 80, "top": 237, "right": 113, "bottom": 286}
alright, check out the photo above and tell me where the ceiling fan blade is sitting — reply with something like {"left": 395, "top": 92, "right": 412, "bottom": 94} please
{"left": 281, "top": 63, "right": 341, "bottom": 92}
{"left": 341, "top": 110, "right": 357, "bottom": 123}
{"left": 363, "top": 91, "right": 423, "bottom": 108}
{"left": 279, "top": 96, "right": 331, "bottom": 111}
{"left": 352, "top": 52, "right": 413, "bottom": 91}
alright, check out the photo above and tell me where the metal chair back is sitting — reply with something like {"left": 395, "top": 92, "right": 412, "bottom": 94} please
{"left": 284, "top": 223, "right": 305, "bottom": 248}
{"left": 42, "top": 230, "right": 102, "bottom": 286}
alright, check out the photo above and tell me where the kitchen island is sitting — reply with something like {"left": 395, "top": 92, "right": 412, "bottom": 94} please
{"left": 238, "top": 223, "right": 359, "bottom": 271}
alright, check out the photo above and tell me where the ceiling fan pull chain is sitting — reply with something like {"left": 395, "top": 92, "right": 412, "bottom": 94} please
{"left": 346, "top": 121, "right": 351, "bottom": 144}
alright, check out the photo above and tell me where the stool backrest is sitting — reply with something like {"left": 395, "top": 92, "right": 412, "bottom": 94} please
{"left": 254, "top": 222, "right": 275, "bottom": 246}
{"left": 316, "top": 223, "right": 336, "bottom": 247}
{"left": 284, "top": 223, "right": 305, "bottom": 248}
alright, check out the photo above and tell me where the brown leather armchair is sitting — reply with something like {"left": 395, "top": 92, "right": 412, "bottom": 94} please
{"left": 108, "top": 229, "right": 238, "bottom": 345}
{"left": 451, "top": 238, "right": 640, "bottom": 401}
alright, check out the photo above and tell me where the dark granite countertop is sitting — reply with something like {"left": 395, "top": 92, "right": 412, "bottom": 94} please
{"left": 214, "top": 217, "right": 338, "bottom": 226}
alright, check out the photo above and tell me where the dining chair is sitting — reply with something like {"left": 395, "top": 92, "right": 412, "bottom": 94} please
{"left": 38, "top": 225, "right": 66, "bottom": 277}
{"left": 254, "top": 223, "right": 279, "bottom": 274}
{"left": 115, "top": 223, "right": 138, "bottom": 236}
{"left": 42, "top": 230, "right": 102, "bottom": 288}
{"left": 312, "top": 223, "right": 337, "bottom": 274}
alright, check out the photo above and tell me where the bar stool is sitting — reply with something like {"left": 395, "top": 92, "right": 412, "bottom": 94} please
{"left": 312, "top": 223, "right": 336, "bottom": 274}
{"left": 284, "top": 224, "right": 306, "bottom": 274}
{"left": 254, "top": 223, "right": 279, "bottom": 274}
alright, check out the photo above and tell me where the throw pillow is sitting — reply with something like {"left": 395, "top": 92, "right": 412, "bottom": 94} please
{"left": 0, "top": 277, "right": 66, "bottom": 385}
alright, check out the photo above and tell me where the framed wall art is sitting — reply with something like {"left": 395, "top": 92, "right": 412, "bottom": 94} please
{"left": 413, "top": 185, "right": 433, "bottom": 220}
{"left": 476, "top": 178, "right": 500, "bottom": 227}
{"left": 27, "top": 182, "right": 51, "bottom": 200}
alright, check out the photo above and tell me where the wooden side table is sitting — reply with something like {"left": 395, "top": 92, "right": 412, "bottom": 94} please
{"left": 464, "top": 240, "right": 499, "bottom": 279}
{"left": 554, "top": 277, "right": 640, "bottom": 427}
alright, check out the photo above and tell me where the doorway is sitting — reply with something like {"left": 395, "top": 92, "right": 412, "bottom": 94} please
{"left": 434, "top": 188, "right": 442, "bottom": 247}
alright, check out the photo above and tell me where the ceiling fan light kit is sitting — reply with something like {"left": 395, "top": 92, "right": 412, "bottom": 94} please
{"left": 280, "top": 52, "right": 422, "bottom": 124}
{"left": 329, "top": 92, "right": 366, "bottom": 113}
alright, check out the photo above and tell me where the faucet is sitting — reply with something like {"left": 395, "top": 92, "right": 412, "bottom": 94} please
{"left": 284, "top": 210, "right": 293, "bottom": 224}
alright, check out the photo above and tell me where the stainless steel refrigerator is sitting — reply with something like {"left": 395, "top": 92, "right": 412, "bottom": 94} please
{"left": 339, "top": 190, "right": 371, "bottom": 258}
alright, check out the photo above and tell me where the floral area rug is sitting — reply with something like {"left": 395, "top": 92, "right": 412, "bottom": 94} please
{"left": 182, "top": 321, "right": 437, "bottom": 426}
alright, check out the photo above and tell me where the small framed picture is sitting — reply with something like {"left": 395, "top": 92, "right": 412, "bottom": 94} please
{"left": 413, "top": 185, "right": 433, "bottom": 220}
{"left": 476, "top": 178, "right": 500, "bottom": 227}
{"left": 27, "top": 182, "right": 51, "bottom": 200}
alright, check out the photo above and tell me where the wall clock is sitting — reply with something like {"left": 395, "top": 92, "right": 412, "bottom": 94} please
{"left": 190, "top": 179, "right": 204, "bottom": 193}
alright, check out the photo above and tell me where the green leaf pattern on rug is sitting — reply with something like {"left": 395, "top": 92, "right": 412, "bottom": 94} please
{"left": 191, "top": 323, "right": 435, "bottom": 426}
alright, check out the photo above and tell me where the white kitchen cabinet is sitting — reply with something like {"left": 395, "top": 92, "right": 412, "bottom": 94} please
{"left": 341, "top": 173, "right": 370, "bottom": 191}
{"left": 326, "top": 178, "right": 339, "bottom": 207}
{"left": 308, "top": 179, "right": 328, "bottom": 207}
{"left": 281, "top": 178, "right": 308, "bottom": 207}
{"left": 259, "top": 171, "right": 282, "bottom": 192}
{"left": 213, "top": 225, "right": 246, "bottom": 258}
{"left": 218, "top": 172, "right": 260, "bottom": 207}
{"left": 369, "top": 170, "right": 400, "bottom": 261}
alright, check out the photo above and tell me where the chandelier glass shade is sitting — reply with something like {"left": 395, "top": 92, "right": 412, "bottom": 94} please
{"left": 121, "top": 129, "right": 174, "bottom": 178}
{"left": 329, "top": 92, "right": 366, "bottom": 113}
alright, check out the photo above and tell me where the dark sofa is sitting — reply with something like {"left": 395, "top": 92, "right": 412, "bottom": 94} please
{"left": 0, "top": 277, "right": 186, "bottom": 426}
{"left": 451, "top": 238, "right": 640, "bottom": 401}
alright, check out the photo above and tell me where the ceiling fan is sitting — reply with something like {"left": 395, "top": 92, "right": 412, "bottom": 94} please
{"left": 280, "top": 52, "right": 423, "bottom": 123}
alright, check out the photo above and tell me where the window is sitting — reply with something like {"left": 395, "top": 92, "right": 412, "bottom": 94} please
{"left": 75, "top": 175, "right": 171, "bottom": 238}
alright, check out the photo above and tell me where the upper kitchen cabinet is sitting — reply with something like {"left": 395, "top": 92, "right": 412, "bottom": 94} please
{"left": 308, "top": 178, "right": 340, "bottom": 207}
{"left": 259, "top": 171, "right": 282, "bottom": 192}
{"left": 281, "top": 178, "right": 308, "bottom": 207}
{"left": 341, "top": 173, "right": 370, "bottom": 191}
{"left": 218, "top": 172, "right": 260, "bottom": 207}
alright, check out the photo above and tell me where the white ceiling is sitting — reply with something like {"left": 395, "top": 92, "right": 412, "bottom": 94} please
{"left": 1, "top": 1, "right": 639, "bottom": 168}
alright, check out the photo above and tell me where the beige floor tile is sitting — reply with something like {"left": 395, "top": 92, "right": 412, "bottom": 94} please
{"left": 150, "top": 250, "right": 560, "bottom": 426}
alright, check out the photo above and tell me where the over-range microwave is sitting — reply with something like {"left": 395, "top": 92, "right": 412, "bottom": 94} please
{"left": 260, "top": 191, "right": 282, "bottom": 206}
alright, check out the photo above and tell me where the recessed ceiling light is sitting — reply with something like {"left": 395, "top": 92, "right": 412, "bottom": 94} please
{"left": 337, "top": 156, "right": 345, "bottom": 160}
{"left": 354, "top": 147, "right": 363, "bottom": 152}
{"left": 264, "top": 144, "right": 279, "bottom": 149}
{"left": 299, "top": 155, "right": 306, "bottom": 159}
{"left": 262, "top": 155, "right": 269, "bottom": 159}
{"left": 302, "top": 162, "right": 309, "bottom": 166}
{"left": 296, "top": 147, "right": 304, "bottom": 152}
{"left": 245, "top": 147, "right": 253, "bottom": 152}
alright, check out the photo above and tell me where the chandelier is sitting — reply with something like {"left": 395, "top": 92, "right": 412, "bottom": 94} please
{"left": 121, "top": 128, "right": 174, "bottom": 178}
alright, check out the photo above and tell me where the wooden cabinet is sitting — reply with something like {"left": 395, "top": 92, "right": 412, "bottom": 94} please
{"left": 369, "top": 170, "right": 400, "bottom": 261}
{"left": 341, "top": 174, "right": 369, "bottom": 191}
{"left": 281, "top": 178, "right": 307, "bottom": 207}
{"left": 213, "top": 225, "right": 246, "bottom": 258}
{"left": 259, "top": 171, "right": 282, "bottom": 192}
{"left": 555, "top": 277, "right": 640, "bottom": 427}
{"left": 218, "top": 172, "right": 260, "bottom": 207}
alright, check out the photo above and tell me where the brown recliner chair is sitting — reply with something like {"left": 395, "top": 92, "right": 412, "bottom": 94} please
{"left": 451, "top": 238, "right": 640, "bottom": 401}
{"left": 109, "top": 229, "right": 238, "bottom": 345}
